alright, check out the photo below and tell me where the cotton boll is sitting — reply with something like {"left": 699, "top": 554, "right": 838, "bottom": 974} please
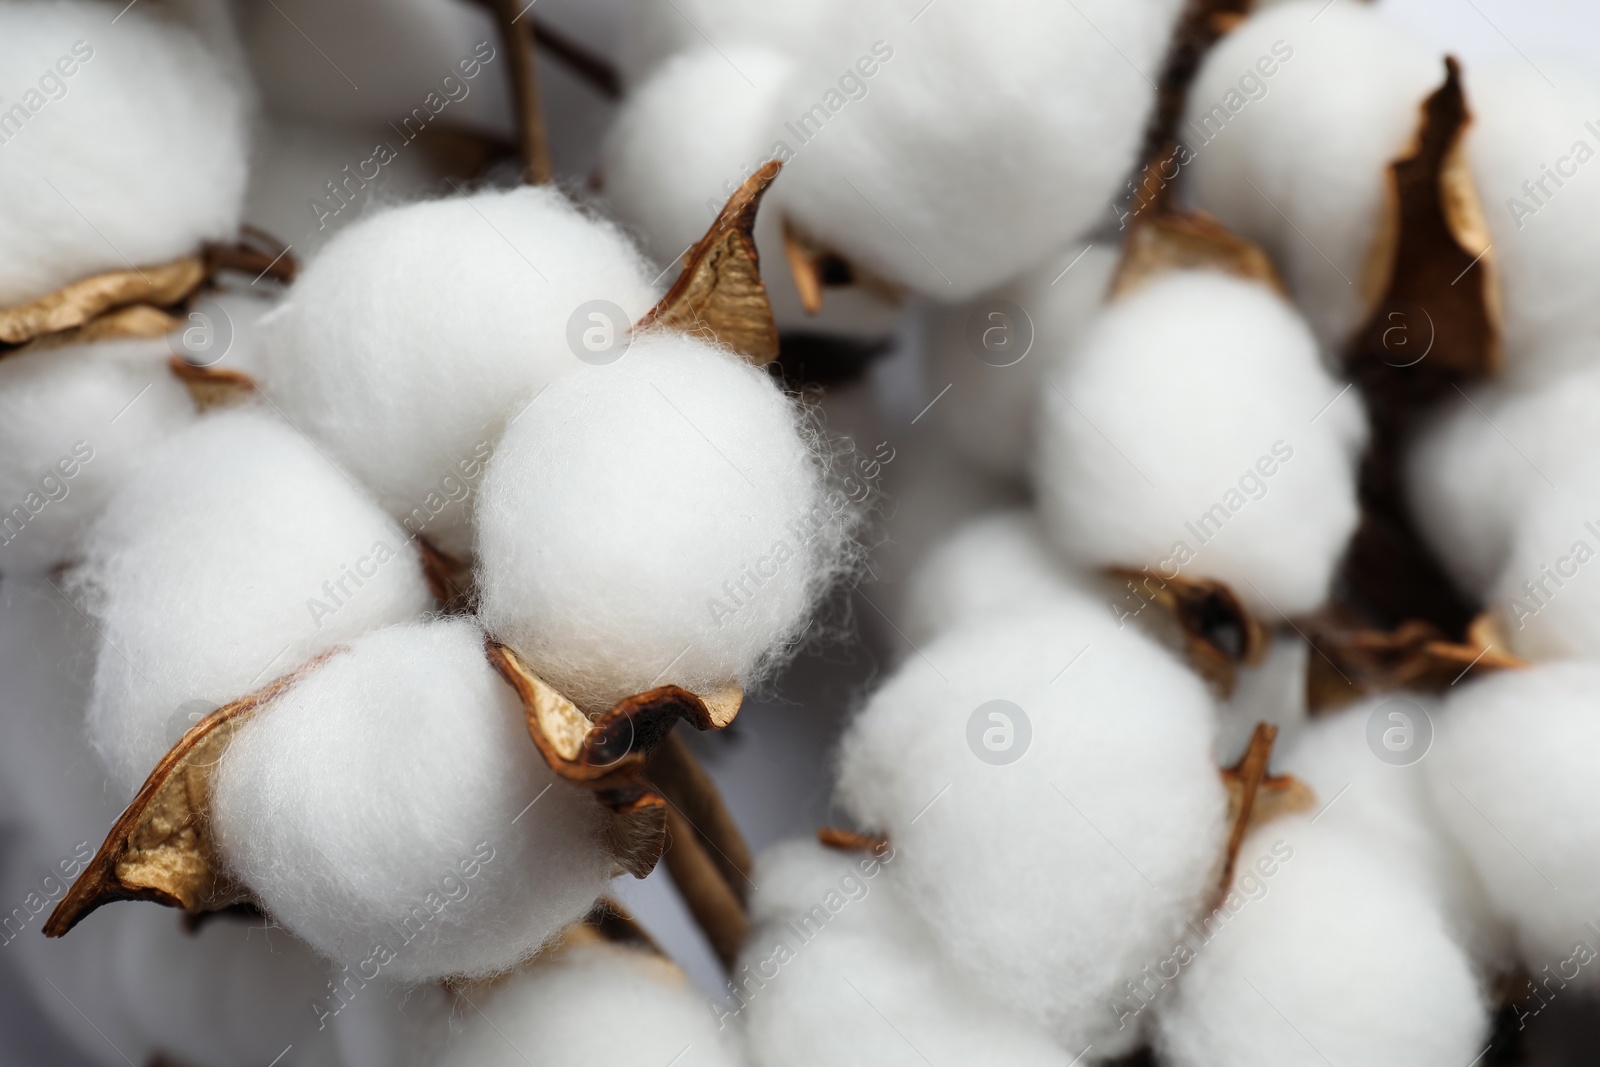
{"left": 924, "top": 243, "right": 1117, "bottom": 479}
{"left": 259, "top": 185, "right": 660, "bottom": 556}
{"left": 1278, "top": 699, "right": 1506, "bottom": 960}
{"left": 774, "top": 0, "right": 1182, "bottom": 300}
{"left": 213, "top": 618, "right": 613, "bottom": 981}
{"left": 75, "top": 408, "right": 435, "bottom": 794}
{"left": 476, "top": 331, "right": 847, "bottom": 710}
{"left": 0, "top": 0, "right": 250, "bottom": 305}
{"left": 617, "top": 0, "right": 830, "bottom": 88}
{"left": 435, "top": 940, "right": 741, "bottom": 1067}
{"left": 1182, "top": 2, "right": 1442, "bottom": 350}
{"left": 1155, "top": 818, "right": 1488, "bottom": 1067}
{"left": 600, "top": 45, "right": 901, "bottom": 338}
{"left": 1466, "top": 59, "right": 1600, "bottom": 382}
{"left": 739, "top": 839, "right": 1070, "bottom": 1067}
{"left": 1035, "top": 272, "right": 1367, "bottom": 619}
{"left": 1487, "top": 472, "right": 1600, "bottom": 661}
{"left": 898, "top": 508, "right": 1095, "bottom": 649}
{"left": 333, "top": 980, "right": 455, "bottom": 1067}
{"left": 836, "top": 603, "right": 1226, "bottom": 1053}
{"left": 0, "top": 340, "right": 195, "bottom": 574}
{"left": 1428, "top": 663, "right": 1600, "bottom": 966}
{"left": 1215, "top": 636, "right": 1308, "bottom": 766}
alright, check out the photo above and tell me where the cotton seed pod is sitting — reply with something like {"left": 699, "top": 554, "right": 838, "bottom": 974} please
{"left": 1034, "top": 270, "right": 1367, "bottom": 620}
{"left": 0, "top": 339, "right": 195, "bottom": 573}
{"left": 213, "top": 618, "right": 615, "bottom": 982}
{"left": 923, "top": 243, "right": 1119, "bottom": 479}
{"left": 1182, "top": 0, "right": 1444, "bottom": 351}
{"left": 1427, "top": 662, "right": 1600, "bottom": 968}
{"left": 1154, "top": 818, "right": 1489, "bottom": 1067}
{"left": 836, "top": 601, "right": 1226, "bottom": 1055}
{"left": 0, "top": 0, "right": 251, "bottom": 306}
{"left": 73, "top": 408, "right": 435, "bottom": 794}
{"left": 475, "top": 330, "right": 851, "bottom": 712}
{"left": 434, "top": 937, "right": 742, "bottom": 1067}
{"left": 773, "top": 0, "right": 1183, "bottom": 301}
{"left": 258, "top": 185, "right": 660, "bottom": 556}
{"left": 737, "top": 838, "right": 1071, "bottom": 1067}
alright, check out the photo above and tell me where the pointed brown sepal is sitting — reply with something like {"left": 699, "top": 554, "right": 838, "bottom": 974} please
{"left": 634, "top": 161, "right": 782, "bottom": 365}
{"left": 0, "top": 256, "right": 206, "bottom": 355}
{"left": 1304, "top": 612, "right": 1525, "bottom": 712}
{"left": 167, "top": 356, "right": 258, "bottom": 412}
{"left": 204, "top": 229, "right": 299, "bottom": 285}
{"left": 1214, "top": 723, "right": 1315, "bottom": 907}
{"left": 597, "top": 784, "right": 668, "bottom": 880}
{"left": 1354, "top": 56, "right": 1500, "bottom": 382}
{"left": 1109, "top": 567, "right": 1268, "bottom": 695}
{"left": 1111, "top": 209, "right": 1284, "bottom": 301}
{"left": 44, "top": 653, "right": 339, "bottom": 938}
{"left": 816, "top": 826, "right": 890, "bottom": 854}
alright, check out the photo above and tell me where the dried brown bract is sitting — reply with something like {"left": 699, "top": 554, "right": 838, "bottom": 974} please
{"left": 1111, "top": 209, "right": 1285, "bottom": 301}
{"left": 1109, "top": 567, "right": 1268, "bottom": 695}
{"left": 166, "top": 356, "right": 258, "bottom": 412}
{"left": 0, "top": 256, "right": 204, "bottom": 356}
{"left": 1303, "top": 611, "right": 1524, "bottom": 713}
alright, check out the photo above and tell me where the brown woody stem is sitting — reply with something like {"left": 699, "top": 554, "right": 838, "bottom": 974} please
{"left": 490, "top": 0, "right": 554, "bottom": 185}
{"left": 660, "top": 804, "right": 750, "bottom": 972}
{"left": 648, "top": 731, "right": 754, "bottom": 903}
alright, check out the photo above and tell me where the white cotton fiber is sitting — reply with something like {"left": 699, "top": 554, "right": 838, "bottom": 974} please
{"left": 0, "top": 339, "right": 195, "bottom": 574}
{"left": 214, "top": 618, "right": 614, "bottom": 982}
{"left": 1428, "top": 663, "right": 1600, "bottom": 967}
{"left": 600, "top": 44, "right": 901, "bottom": 337}
{"left": 435, "top": 940, "right": 741, "bottom": 1067}
{"left": 1182, "top": 1, "right": 1443, "bottom": 350}
{"left": 476, "top": 330, "right": 847, "bottom": 710}
{"left": 836, "top": 601, "right": 1225, "bottom": 1054}
{"left": 772, "top": 0, "right": 1182, "bottom": 300}
{"left": 1215, "top": 635, "right": 1308, "bottom": 766}
{"left": 1466, "top": 59, "right": 1600, "bottom": 382}
{"left": 259, "top": 185, "right": 660, "bottom": 556}
{"left": 1487, "top": 471, "right": 1600, "bottom": 661}
{"left": 1155, "top": 818, "right": 1488, "bottom": 1067}
{"left": 618, "top": 0, "right": 830, "bottom": 87}
{"left": 898, "top": 508, "right": 1094, "bottom": 649}
{"left": 1035, "top": 271, "right": 1367, "bottom": 619}
{"left": 333, "top": 979, "right": 454, "bottom": 1067}
{"left": 74, "top": 408, "right": 434, "bottom": 795}
{"left": 924, "top": 243, "right": 1118, "bottom": 479}
{"left": 0, "top": 0, "right": 250, "bottom": 305}
{"left": 1278, "top": 699, "right": 1505, "bottom": 960}
{"left": 738, "top": 839, "right": 1071, "bottom": 1067}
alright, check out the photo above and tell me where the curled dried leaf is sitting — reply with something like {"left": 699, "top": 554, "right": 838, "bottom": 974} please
{"left": 167, "top": 356, "right": 258, "bottom": 412}
{"left": 1303, "top": 612, "right": 1525, "bottom": 713}
{"left": 816, "top": 826, "right": 890, "bottom": 854}
{"left": 1214, "top": 723, "right": 1315, "bottom": 907}
{"left": 635, "top": 162, "right": 782, "bottom": 365}
{"left": 1109, "top": 567, "right": 1268, "bottom": 695}
{"left": 1111, "top": 209, "right": 1284, "bottom": 301}
{"left": 0, "top": 256, "right": 205, "bottom": 352}
{"left": 44, "top": 653, "right": 339, "bottom": 938}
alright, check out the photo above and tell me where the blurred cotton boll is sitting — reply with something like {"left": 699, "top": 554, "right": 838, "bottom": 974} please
{"left": 73, "top": 409, "right": 435, "bottom": 795}
{"left": 1034, "top": 271, "right": 1367, "bottom": 620}
{"left": 213, "top": 618, "right": 615, "bottom": 983}
{"left": 475, "top": 331, "right": 851, "bottom": 711}
{"left": 0, "top": 0, "right": 251, "bottom": 304}
{"left": 617, "top": 0, "right": 832, "bottom": 88}
{"left": 0, "top": 339, "right": 195, "bottom": 574}
{"left": 1154, "top": 819, "right": 1489, "bottom": 1067}
{"left": 1182, "top": 0, "right": 1443, "bottom": 351}
{"left": 1488, "top": 471, "right": 1600, "bottom": 661}
{"left": 836, "top": 601, "right": 1225, "bottom": 1056}
{"left": 258, "top": 184, "right": 660, "bottom": 556}
{"left": 772, "top": 0, "right": 1183, "bottom": 301}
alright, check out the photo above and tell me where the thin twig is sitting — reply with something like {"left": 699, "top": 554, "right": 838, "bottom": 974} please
{"left": 660, "top": 805, "right": 750, "bottom": 972}
{"left": 490, "top": 0, "right": 554, "bottom": 185}
{"left": 649, "top": 731, "right": 754, "bottom": 902}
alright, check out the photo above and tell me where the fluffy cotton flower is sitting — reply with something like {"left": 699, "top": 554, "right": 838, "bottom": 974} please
{"left": 259, "top": 184, "right": 660, "bottom": 556}
{"left": 836, "top": 601, "right": 1225, "bottom": 1054}
{"left": 898, "top": 508, "right": 1094, "bottom": 649}
{"left": 618, "top": 0, "right": 831, "bottom": 87}
{"left": 1466, "top": 58, "right": 1600, "bottom": 382}
{"left": 772, "top": 0, "right": 1182, "bottom": 300}
{"left": 924, "top": 243, "right": 1118, "bottom": 478}
{"left": 738, "top": 839, "right": 1071, "bottom": 1067}
{"left": 434, "top": 939, "right": 742, "bottom": 1067}
{"left": 213, "top": 618, "right": 614, "bottom": 982}
{"left": 1155, "top": 819, "right": 1488, "bottom": 1067}
{"left": 1487, "top": 470, "right": 1600, "bottom": 661}
{"left": 74, "top": 409, "right": 434, "bottom": 794}
{"left": 0, "top": 340, "right": 195, "bottom": 573}
{"left": 1182, "top": 1, "right": 1443, "bottom": 349}
{"left": 0, "top": 0, "right": 251, "bottom": 304}
{"left": 1034, "top": 271, "right": 1367, "bottom": 619}
{"left": 475, "top": 331, "right": 848, "bottom": 710}
{"left": 600, "top": 44, "right": 900, "bottom": 337}
{"left": 1427, "top": 662, "right": 1600, "bottom": 967}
